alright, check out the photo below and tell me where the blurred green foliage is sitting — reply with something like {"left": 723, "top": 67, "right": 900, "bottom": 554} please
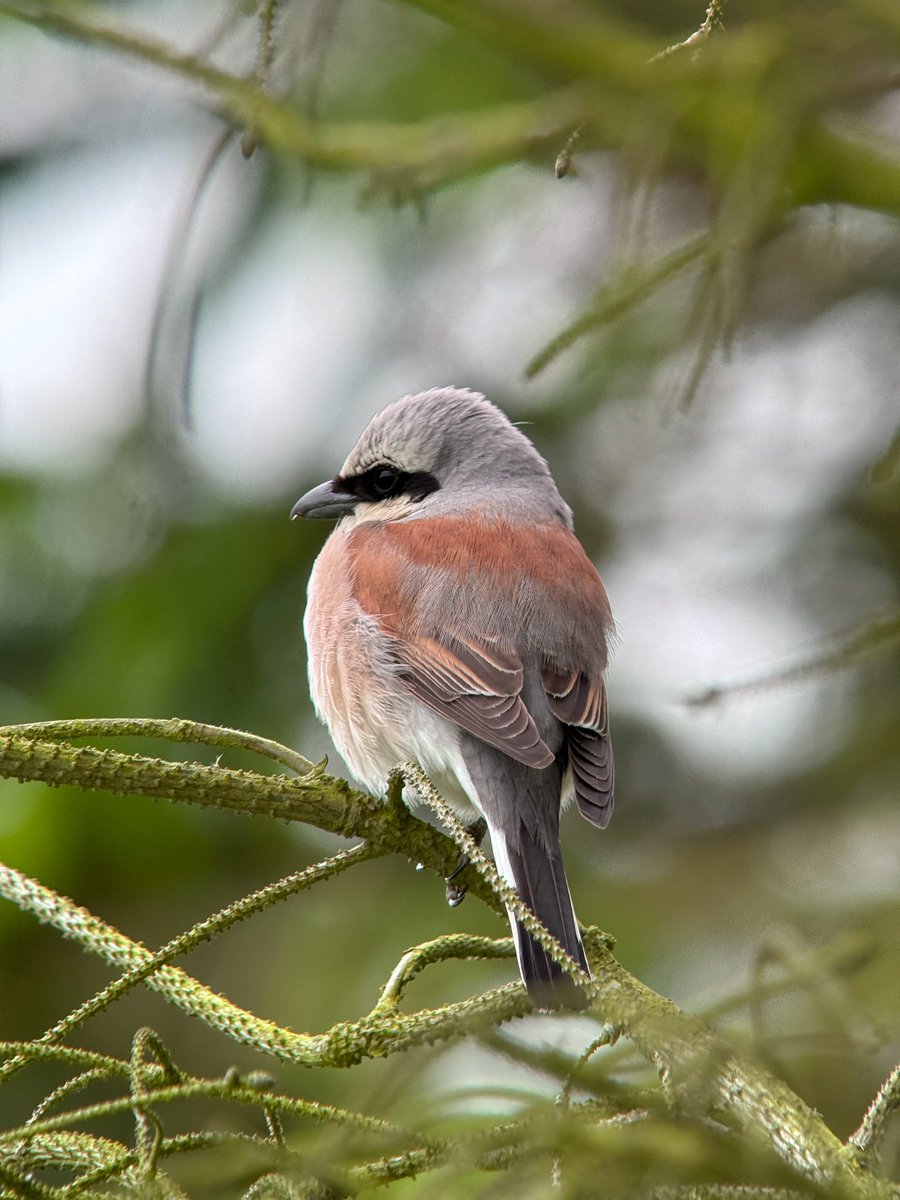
{"left": 0, "top": 0, "right": 898, "bottom": 1195}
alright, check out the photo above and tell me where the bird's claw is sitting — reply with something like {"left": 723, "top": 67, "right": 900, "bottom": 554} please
{"left": 444, "top": 817, "right": 487, "bottom": 906}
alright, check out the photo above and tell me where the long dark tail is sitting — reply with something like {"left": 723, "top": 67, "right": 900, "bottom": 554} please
{"left": 493, "top": 825, "right": 591, "bottom": 1011}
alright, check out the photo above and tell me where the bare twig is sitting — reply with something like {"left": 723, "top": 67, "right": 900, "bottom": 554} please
{"left": 684, "top": 608, "right": 900, "bottom": 708}
{"left": 142, "top": 127, "right": 234, "bottom": 428}
{"left": 651, "top": 0, "right": 726, "bottom": 63}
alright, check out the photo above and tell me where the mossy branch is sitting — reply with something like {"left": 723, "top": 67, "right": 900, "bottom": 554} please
{"left": 5, "top": 716, "right": 315, "bottom": 774}
{"left": 849, "top": 1063, "right": 900, "bottom": 1168}
{"left": 0, "top": 725, "right": 499, "bottom": 911}
{"left": 0, "top": 0, "right": 589, "bottom": 191}
{"left": 0, "top": 845, "right": 383, "bottom": 1084}
{"left": 0, "top": 860, "right": 538, "bottom": 1076}
{"left": 0, "top": 721, "right": 894, "bottom": 1196}
{"left": 4, "top": 0, "right": 900, "bottom": 218}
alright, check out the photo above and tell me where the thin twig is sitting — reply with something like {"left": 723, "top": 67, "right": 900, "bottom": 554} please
{"left": 1, "top": 1073, "right": 408, "bottom": 1150}
{"left": 684, "top": 607, "right": 900, "bottom": 707}
{"left": 525, "top": 234, "right": 708, "bottom": 378}
{"left": 142, "top": 127, "right": 233, "bottom": 429}
{"left": 651, "top": 0, "right": 725, "bottom": 63}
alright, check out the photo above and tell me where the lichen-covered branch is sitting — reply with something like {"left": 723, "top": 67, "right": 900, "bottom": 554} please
{"left": 0, "top": 0, "right": 589, "bottom": 191}
{"left": 651, "top": 0, "right": 725, "bottom": 62}
{"left": 849, "top": 1062, "right": 900, "bottom": 1167}
{"left": 3, "top": 717, "right": 315, "bottom": 774}
{"left": 579, "top": 944, "right": 892, "bottom": 1197}
{"left": 373, "top": 933, "right": 517, "bottom": 1011}
{"left": 0, "top": 861, "right": 531, "bottom": 1073}
{"left": 0, "top": 723, "right": 895, "bottom": 1197}
{"left": 3, "top": 0, "right": 900, "bottom": 219}
{"left": 0, "top": 728, "right": 500, "bottom": 910}
{"left": 0, "top": 844, "right": 381, "bottom": 1088}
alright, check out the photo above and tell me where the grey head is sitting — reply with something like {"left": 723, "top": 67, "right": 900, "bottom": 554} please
{"left": 291, "top": 387, "right": 573, "bottom": 527}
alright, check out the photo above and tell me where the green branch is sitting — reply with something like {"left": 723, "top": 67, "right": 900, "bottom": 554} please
{"left": 0, "top": 860, "right": 532, "bottom": 1072}
{"left": 525, "top": 234, "right": 709, "bottom": 377}
{"left": 3, "top": 717, "right": 314, "bottom": 774}
{"left": 849, "top": 1062, "right": 900, "bottom": 1167}
{"left": 1, "top": 1074, "right": 408, "bottom": 1150}
{"left": 0, "top": 845, "right": 380, "bottom": 1085}
{"left": 5, "top": 0, "right": 900, "bottom": 221}
{"left": 0, "top": 727, "right": 500, "bottom": 910}
{"left": 0, "top": 722, "right": 895, "bottom": 1196}
{"left": 0, "top": 0, "right": 588, "bottom": 189}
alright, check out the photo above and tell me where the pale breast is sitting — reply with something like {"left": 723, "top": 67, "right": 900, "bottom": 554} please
{"left": 304, "top": 529, "right": 471, "bottom": 802}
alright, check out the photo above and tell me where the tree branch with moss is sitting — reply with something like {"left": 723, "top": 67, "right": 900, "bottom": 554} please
{"left": 0, "top": 719, "right": 896, "bottom": 1197}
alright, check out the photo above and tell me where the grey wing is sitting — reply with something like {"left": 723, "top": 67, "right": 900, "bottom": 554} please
{"left": 395, "top": 632, "right": 555, "bottom": 769}
{"left": 542, "top": 666, "right": 615, "bottom": 828}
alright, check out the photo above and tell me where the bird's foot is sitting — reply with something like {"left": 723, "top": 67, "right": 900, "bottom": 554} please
{"left": 444, "top": 817, "right": 488, "bottom": 906}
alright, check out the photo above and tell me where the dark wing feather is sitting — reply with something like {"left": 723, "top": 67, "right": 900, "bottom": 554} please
{"left": 397, "top": 634, "right": 554, "bottom": 768}
{"left": 543, "top": 665, "right": 615, "bottom": 827}
{"left": 567, "top": 726, "right": 615, "bottom": 828}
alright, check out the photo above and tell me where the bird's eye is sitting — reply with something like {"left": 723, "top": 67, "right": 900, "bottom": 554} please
{"left": 348, "top": 462, "right": 438, "bottom": 504}
{"left": 370, "top": 466, "right": 401, "bottom": 497}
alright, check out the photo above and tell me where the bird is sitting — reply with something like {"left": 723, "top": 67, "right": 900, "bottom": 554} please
{"left": 291, "top": 387, "right": 614, "bottom": 1010}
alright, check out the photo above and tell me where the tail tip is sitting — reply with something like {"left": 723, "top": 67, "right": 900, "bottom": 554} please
{"left": 525, "top": 972, "right": 592, "bottom": 1012}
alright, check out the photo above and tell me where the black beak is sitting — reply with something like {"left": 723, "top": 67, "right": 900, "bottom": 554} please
{"left": 290, "top": 479, "right": 357, "bottom": 521}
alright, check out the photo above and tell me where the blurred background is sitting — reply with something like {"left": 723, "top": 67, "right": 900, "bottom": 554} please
{"left": 0, "top": 0, "right": 898, "bottom": 1189}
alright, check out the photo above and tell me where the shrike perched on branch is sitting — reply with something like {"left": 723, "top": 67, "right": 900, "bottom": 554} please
{"left": 292, "top": 388, "right": 614, "bottom": 1010}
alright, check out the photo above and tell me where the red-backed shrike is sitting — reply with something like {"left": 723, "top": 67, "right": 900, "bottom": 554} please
{"left": 292, "top": 388, "right": 614, "bottom": 1009}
